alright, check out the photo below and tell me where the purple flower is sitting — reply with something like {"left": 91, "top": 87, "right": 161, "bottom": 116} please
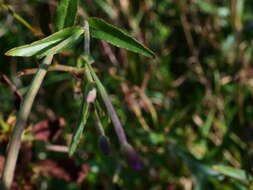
{"left": 121, "top": 143, "right": 142, "bottom": 170}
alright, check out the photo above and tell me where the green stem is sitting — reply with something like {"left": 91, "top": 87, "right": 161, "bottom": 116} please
{"left": 94, "top": 108, "right": 105, "bottom": 136}
{"left": 0, "top": 2, "right": 42, "bottom": 36}
{"left": 1, "top": 55, "right": 53, "bottom": 189}
{"left": 87, "top": 64, "right": 127, "bottom": 144}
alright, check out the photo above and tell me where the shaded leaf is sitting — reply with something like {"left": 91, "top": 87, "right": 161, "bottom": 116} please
{"left": 212, "top": 165, "right": 252, "bottom": 182}
{"left": 175, "top": 147, "right": 220, "bottom": 177}
{"left": 55, "top": 0, "right": 79, "bottom": 31}
{"left": 5, "top": 26, "right": 84, "bottom": 57}
{"left": 64, "top": 0, "right": 79, "bottom": 28}
{"left": 69, "top": 85, "right": 93, "bottom": 156}
{"left": 171, "top": 144, "right": 221, "bottom": 189}
{"left": 88, "top": 17, "right": 155, "bottom": 57}
{"left": 69, "top": 102, "right": 90, "bottom": 156}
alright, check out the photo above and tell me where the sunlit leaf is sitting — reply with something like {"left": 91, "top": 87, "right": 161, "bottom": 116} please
{"left": 37, "top": 28, "right": 83, "bottom": 58}
{"left": 5, "top": 26, "right": 84, "bottom": 57}
{"left": 88, "top": 17, "right": 156, "bottom": 57}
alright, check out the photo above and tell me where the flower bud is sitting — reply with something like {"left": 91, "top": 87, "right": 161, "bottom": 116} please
{"left": 86, "top": 88, "right": 97, "bottom": 103}
{"left": 121, "top": 143, "right": 142, "bottom": 170}
{"left": 98, "top": 135, "right": 110, "bottom": 155}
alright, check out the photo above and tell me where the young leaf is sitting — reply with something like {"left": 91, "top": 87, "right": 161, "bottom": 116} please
{"left": 55, "top": 0, "right": 79, "bottom": 31}
{"left": 5, "top": 26, "right": 84, "bottom": 57}
{"left": 87, "top": 17, "right": 156, "bottom": 57}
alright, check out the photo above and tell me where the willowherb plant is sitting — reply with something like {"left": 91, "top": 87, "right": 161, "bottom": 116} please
{"left": 1, "top": 0, "right": 155, "bottom": 189}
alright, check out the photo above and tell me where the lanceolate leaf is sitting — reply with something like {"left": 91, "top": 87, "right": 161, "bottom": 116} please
{"left": 55, "top": 0, "right": 79, "bottom": 31}
{"left": 69, "top": 85, "right": 92, "bottom": 156}
{"left": 88, "top": 17, "right": 156, "bottom": 57}
{"left": 64, "top": 0, "right": 79, "bottom": 27}
{"left": 38, "top": 28, "right": 83, "bottom": 58}
{"left": 5, "top": 26, "right": 84, "bottom": 57}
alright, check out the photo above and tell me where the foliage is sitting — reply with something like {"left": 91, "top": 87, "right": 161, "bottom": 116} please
{"left": 1, "top": 0, "right": 253, "bottom": 189}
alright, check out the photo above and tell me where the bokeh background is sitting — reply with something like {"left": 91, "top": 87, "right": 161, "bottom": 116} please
{"left": 1, "top": 0, "right": 253, "bottom": 189}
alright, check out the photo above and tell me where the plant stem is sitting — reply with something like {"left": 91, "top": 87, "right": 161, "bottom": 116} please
{"left": 83, "top": 21, "right": 90, "bottom": 56}
{"left": 87, "top": 64, "right": 128, "bottom": 144}
{"left": 1, "top": 55, "right": 53, "bottom": 190}
{"left": 94, "top": 108, "right": 105, "bottom": 136}
{"left": 0, "top": 2, "right": 42, "bottom": 36}
{"left": 18, "top": 64, "right": 84, "bottom": 76}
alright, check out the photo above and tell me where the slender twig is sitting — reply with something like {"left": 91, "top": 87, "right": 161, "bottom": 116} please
{"left": 1, "top": 55, "right": 53, "bottom": 190}
{"left": 46, "top": 145, "right": 69, "bottom": 153}
{"left": 94, "top": 108, "right": 105, "bottom": 136}
{"left": 0, "top": 74, "right": 23, "bottom": 107}
{"left": 83, "top": 21, "right": 90, "bottom": 56}
{"left": 0, "top": 2, "right": 42, "bottom": 36}
{"left": 18, "top": 64, "right": 84, "bottom": 76}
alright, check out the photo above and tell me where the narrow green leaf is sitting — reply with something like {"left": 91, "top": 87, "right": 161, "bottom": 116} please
{"left": 55, "top": 0, "right": 79, "bottom": 31}
{"left": 55, "top": 0, "right": 69, "bottom": 31}
{"left": 64, "top": 0, "right": 79, "bottom": 27}
{"left": 212, "top": 165, "right": 252, "bottom": 181}
{"left": 38, "top": 28, "right": 83, "bottom": 58}
{"left": 5, "top": 26, "right": 84, "bottom": 57}
{"left": 88, "top": 17, "right": 156, "bottom": 57}
{"left": 175, "top": 147, "right": 220, "bottom": 177}
{"left": 69, "top": 85, "right": 92, "bottom": 156}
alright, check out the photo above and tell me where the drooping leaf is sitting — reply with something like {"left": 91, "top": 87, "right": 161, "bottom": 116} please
{"left": 55, "top": 0, "right": 79, "bottom": 31}
{"left": 5, "top": 26, "right": 84, "bottom": 57}
{"left": 88, "top": 17, "right": 156, "bottom": 57}
{"left": 69, "top": 84, "right": 92, "bottom": 156}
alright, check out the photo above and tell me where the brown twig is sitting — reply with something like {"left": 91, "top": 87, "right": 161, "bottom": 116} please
{"left": 17, "top": 64, "right": 84, "bottom": 77}
{"left": 0, "top": 74, "right": 23, "bottom": 107}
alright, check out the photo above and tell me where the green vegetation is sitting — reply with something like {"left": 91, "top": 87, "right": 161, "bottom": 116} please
{"left": 0, "top": 0, "right": 253, "bottom": 189}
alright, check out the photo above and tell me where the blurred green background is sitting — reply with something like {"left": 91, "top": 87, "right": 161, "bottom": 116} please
{"left": 1, "top": 0, "right": 253, "bottom": 189}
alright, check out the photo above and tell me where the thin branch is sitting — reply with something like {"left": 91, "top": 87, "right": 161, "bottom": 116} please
{"left": 0, "top": 2, "right": 42, "bottom": 36}
{"left": 83, "top": 21, "right": 90, "bottom": 56}
{"left": 0, "top": 74, "right": 23, "bottom": 107}
{"left": 1, "top": 55, "right": 53, "bottom": 190}
{"left": 18, "top": 64, "right": 84, "bottom": 76}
